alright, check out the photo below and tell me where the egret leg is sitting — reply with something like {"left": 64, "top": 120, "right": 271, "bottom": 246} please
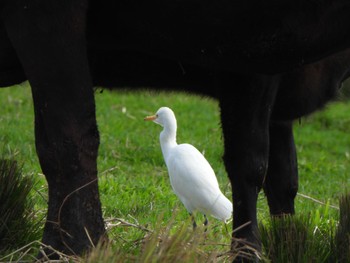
{"left": 203, "top": 215, "right": 208, "bottom": 226}
{"left": 203, "top": 214, "right": 208, "bottom": 232}
{"left": 224, "top": 222, "right": 229, "bottom": 235}
{"left": 191, "top": 213, "right": 197, "bottom": 229}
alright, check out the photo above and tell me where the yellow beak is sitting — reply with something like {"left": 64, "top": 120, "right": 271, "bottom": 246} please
{"left": 144, "top": 115, "right": 157, "bottom": 121}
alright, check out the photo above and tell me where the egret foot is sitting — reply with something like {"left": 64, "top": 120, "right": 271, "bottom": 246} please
{"left": 203, "top": 214, "right": 208, "bottom": 232}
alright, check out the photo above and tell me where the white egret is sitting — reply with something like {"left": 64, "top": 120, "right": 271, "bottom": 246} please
{"left": 144, "top": 106, "right": 232, "bottom": 227}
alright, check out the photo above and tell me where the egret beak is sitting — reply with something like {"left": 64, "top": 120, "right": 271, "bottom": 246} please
{"left": 144, "top": 115, "right": 157, "bottom": 121}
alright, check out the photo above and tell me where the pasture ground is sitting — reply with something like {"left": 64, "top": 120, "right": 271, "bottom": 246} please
{"left": 0, "top": 82, "right": 350, "bottom": 262}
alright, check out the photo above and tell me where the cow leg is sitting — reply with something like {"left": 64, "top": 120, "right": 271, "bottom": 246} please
{"left": 219, "top": 73, "right": 280, "bottom": 259}
{"left": 3, "top": 1, "right": 106, "bottom": 257}
{"left": 264, "top": 120, "right": 298, "bottom": 215}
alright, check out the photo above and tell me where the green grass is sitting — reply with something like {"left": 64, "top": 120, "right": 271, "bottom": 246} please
{"left": 293, "top": 100, "right": 350, "bottom": 220}
{"left": 0, "top": 82, "right": 350, "bottom": 261}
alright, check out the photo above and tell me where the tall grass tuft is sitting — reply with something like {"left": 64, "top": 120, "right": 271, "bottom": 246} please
{"left": 137, "top": 220, "right": 210, "bottom": 262}
{"left": 83, "top": 241, "right": 125, "bottom": 263}
{"left": 260, "top": 213, "right": 332, "bottom": 263}
{"left": 334, "top": 192, "right": 350, "bottom": 262}
{"left": 0, "top": 158, "right": 42, "bottom": 251}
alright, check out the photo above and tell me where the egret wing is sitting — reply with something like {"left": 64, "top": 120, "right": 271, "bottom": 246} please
{"left": 165, "top": 143, "right": 225, "bottom": 213}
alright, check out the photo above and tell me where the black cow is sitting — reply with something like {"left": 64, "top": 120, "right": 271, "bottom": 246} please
{"left": 1, "top": 0, "right": 350, "bottom": 261}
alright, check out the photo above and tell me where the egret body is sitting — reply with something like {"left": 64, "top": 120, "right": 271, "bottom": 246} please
{"left": 144, "top": 107, "right": 232, "bottom": 227}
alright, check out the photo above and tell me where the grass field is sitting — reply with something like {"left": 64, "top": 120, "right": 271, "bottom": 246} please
{"left": 0, "top": 81, "right": 350, "bottom": 261}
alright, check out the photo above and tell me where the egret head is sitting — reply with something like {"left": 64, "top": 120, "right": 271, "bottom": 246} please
{"left": 144, "top": 107, "right": 176, "bottom": 128}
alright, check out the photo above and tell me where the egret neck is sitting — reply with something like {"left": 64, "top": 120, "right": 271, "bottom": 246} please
{"left": 159, "top": 117, "right": 177, "bottom": 164}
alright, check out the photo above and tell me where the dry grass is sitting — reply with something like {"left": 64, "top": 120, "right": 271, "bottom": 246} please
{"left": 0, "top": 213, "right": 262, "bottom": 262}
{"left": 85, "top": 215, "right": 262, "bottom": 263}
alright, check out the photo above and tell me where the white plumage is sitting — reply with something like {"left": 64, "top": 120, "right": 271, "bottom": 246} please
{"left": 144, "top": 106, "right": 232, "bottom": 226}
